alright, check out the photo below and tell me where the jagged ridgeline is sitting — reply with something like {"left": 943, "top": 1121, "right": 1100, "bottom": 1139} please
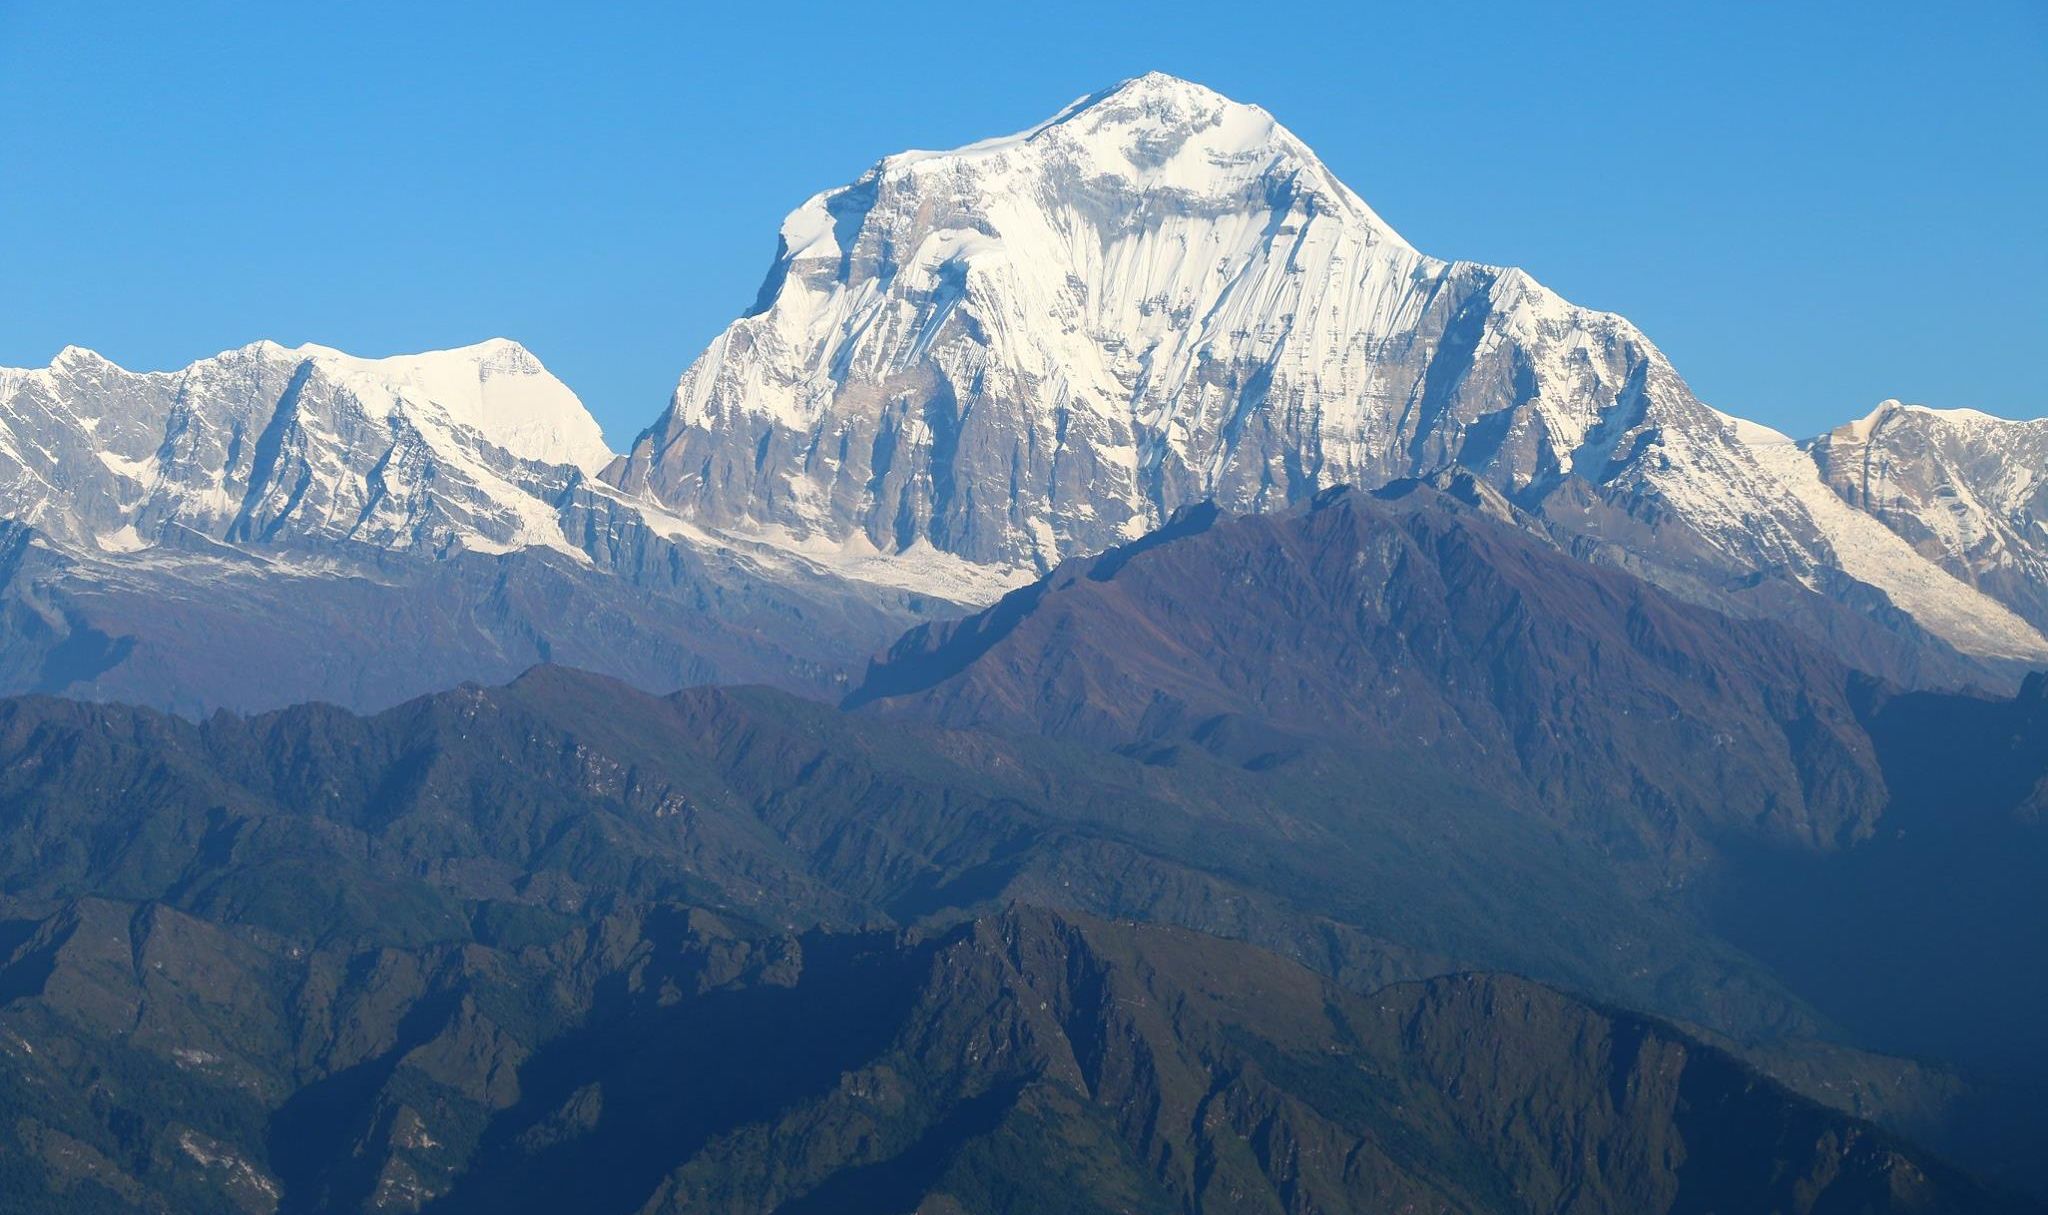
{"left": 0, "top": 341, "right": 957, "bottom": 714}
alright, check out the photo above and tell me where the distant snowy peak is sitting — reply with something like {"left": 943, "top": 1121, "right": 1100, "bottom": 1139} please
{"left": 1735, "top": 419, "right": 2048, "bottom": 663}
{"left": 1811, "top": 398, "right": 2048, "bottom": 559}
{"left": 0, "top": 339, "right": 614, "bottom": 561}
{"left": 1804, "top": 400, "right": 2048, "bottom": 636}
{"left": 21, "top": 338, "right": 611, "bottom": 474}
{"left": 287, "top": 338, "right": 614, "bottom": 475}
{"left": 1818, "top": 398, "right": 2048, "bottom": 480}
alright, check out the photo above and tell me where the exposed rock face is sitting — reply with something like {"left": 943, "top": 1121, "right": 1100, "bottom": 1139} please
{"left": 613, "top": 72, "right": 2048, "bottom": 675}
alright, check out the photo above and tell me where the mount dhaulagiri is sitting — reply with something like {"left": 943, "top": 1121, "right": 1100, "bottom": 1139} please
{"left": 613, "top": 71, "right": 2048, "bottom": 688}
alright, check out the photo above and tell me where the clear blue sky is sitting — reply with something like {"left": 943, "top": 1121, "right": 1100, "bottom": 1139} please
{"left": 3, "top": 1, "right": 2043, "bottom": 442}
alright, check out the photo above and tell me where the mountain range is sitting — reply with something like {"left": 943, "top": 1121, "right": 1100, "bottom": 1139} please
{"left": 0, "top": 340, "right": 957, "bottom": 713}
{"left": 4, "top": 73, "right": 2045, "bottom": 713}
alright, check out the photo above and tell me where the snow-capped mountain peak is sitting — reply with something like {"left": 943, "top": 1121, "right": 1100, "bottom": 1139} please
{"left": 609, "top": 72, "right": 2048, "bottom": 673}
{"left": 614, "top": 72, "right": 1437, "bottom": 566}
{"left": 613, "top": 73, "right": 1693, "bottom": 573}
{"left": 25, "top": 338, "right": 612, "bottom": 476}
{"left": 49, "top": 344, "right": 115, "bottom": 371}
{"left": 1024, "top": 72, "right": 1405, "bottom": 236}
{"left": 769, "top": 72, "right": 1405, "bottom": 278}
{"left": 282, "top": 337, "right": 614, "bottom": 475}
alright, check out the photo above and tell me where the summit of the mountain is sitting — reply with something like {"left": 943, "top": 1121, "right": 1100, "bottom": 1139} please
{"left": 280, "top": 337, "right": 615, "bottom": 474}
{"left": 852, "top": 70, "right": 1404, "bottom": 237}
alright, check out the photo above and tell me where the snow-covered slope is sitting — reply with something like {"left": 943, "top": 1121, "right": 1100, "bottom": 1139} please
{"left": 612, "top": 72, "right": 2047, "bottom": 669}
{"left": 294, "top": 339, "right": 614, "bottom": 474}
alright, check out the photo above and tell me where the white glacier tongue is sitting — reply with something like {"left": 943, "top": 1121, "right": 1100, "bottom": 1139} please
{"left": 608, "top": 71, "right": 2048, "bottom": 668}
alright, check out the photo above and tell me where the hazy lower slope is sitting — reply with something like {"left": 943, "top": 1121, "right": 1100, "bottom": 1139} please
{"left": 0, "top": 664, "right": 1781, "bottom": 1030}
{"left": 0, "top": 644, "right": 2040, "bottom": 1198}
{"left": 845, "top": 484, "right": 2048, "bottom": 1187}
